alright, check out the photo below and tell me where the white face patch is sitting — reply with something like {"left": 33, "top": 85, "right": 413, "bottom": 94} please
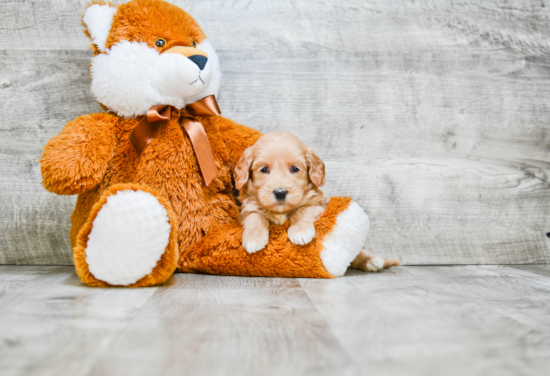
{"left": 151, "top": 50, "right": 212, "bottom": 99}
{"left": 90, "top": 39, "right": 222, "bottom": 118}
{"left": 186, "top": 40, "right": 222, "bottom": 104}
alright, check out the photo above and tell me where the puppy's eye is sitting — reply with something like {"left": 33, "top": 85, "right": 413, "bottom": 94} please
{"left": 290, "top": 166, "right": 299, "bottom": 173}
{"left": 155, "top": 38, "right": 166, "bottom": 48}
{"left": 260, "top": 167, "right": 269, "bottom": 173}
{"left": 191, "top": 40, "right": 197, "bottom": 47}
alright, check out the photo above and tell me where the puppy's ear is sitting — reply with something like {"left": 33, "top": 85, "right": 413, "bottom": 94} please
{"left": 234, "top": 146, "right": 254, "bottom": 190}
{"left": 305, "top": 148, "right": 326, "bottom": 187}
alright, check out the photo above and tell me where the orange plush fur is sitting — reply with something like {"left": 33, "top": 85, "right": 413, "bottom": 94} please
{"left": 82, "top": 0, "right": 206, "bottom": 55}
{"left": 43, "top": 110, "right": 263, "bottom": 286}
{"left": 179, "top": 197, "right": 354, "bottom": 278}
{"left": 41, "top": 0, "right": 398, "bottom": 287}
{"left": 74, "top": 183, "right": 179, "bottom": 287}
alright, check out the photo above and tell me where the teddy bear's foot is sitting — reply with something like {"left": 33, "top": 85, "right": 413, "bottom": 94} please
{"left": 73, "top": 184, "right": 178, "bottom": 287}
{"left": 85, "top": 189, "right": 170, "bottom": 285}
{"left": 319, "top": 201, "right": 371, "bottom": 277}
{"left": 180, "top": 197, "right": 377, "bottom": 278}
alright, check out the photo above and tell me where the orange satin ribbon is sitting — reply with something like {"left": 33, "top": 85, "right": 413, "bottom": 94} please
{"left": 129, "top": 95, "right": 221, "bottom": 186}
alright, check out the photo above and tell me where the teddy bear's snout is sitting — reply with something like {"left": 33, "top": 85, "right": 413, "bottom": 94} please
{"left": 150, "top": 46, "right": 213, "bottom": 100}
{"left": 163, "top": 46, "right": 208, "bottom": 64}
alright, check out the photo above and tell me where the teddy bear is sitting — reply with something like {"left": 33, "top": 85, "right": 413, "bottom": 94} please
{"left": 40, "top": 0, "right": 399, "bottom": 287}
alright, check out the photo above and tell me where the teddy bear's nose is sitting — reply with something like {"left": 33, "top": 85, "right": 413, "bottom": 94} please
{"left": 188, "top": 55, "right": 208, "bottom": 70}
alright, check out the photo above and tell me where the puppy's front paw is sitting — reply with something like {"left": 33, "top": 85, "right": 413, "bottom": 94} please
{"left": 242, "top": 226, "right": 269, "bottom": 254}
{"left": 288, "top": 223, "right": 316, "bottom": 245}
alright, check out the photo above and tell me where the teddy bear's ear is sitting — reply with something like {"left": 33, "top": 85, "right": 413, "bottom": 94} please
{"left": 82, "top": 3, "right": 117, "bottom": 53}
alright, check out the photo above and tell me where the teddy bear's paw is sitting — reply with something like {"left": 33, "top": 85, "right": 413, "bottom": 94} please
{"left": 85, "top": 189, "right": 172, "bottom": 286}
{"left": 242, "top": 226, "right": 269, "bottom": 254}
{"left": 288, "top": 223, "right": 316, "bottom": 246}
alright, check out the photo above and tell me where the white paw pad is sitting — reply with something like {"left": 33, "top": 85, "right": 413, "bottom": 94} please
{"left": 242, "top": 228, "right": 269, "bottom": 254}
{"left": 86, "top": 190, "right": 171, "bottom": 286}
{"left": 288, "top": 224, "right": 316, "bottom": 245}
{"left": 366, "top": 256, "right": 385, "bottom": 272}
{"left": 243, "top": 239, "right": 267, "bottom": 254}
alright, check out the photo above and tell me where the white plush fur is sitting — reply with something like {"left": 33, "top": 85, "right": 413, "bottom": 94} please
{"left": 83, "top": 4, "right": 117, "bottom": 53}
{"left": 151, "top": 49, "right": 212, "bottom": 100}
{"left": 91, "top": 41, "right": 183, "bottom": 117}
{"left": 90, "top": 39, "right": 221, "bottom": 118}
{"left": 86, "top": 190, "right": 171, "bottom": 286}
{"left": 320, "top": 202, "right": 370, "bottom": 277}
{"left": 186, "top": 40, "right": 222, "bottom": 104}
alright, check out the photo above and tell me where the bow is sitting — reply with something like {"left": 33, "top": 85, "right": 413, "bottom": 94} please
{"left": 129, "top": 95, "right": 221, "bottom": 186}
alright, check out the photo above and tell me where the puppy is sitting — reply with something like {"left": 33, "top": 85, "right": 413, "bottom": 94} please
{"left": 235, "top": 132, "right": 327, "bottom": 253}
{"left": 234, "top": 132, "right": 395, "bottom": 272}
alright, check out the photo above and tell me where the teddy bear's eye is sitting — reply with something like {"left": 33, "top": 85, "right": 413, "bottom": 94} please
{"left": 155, "top": 38, "right": 166, "bottom": 48}
{"left": 191, "top": 40, "right": 197, "bottom": 47}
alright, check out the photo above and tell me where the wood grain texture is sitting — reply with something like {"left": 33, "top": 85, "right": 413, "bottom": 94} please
{"left": 0, "top": 50, "right": 100, "bottom": 265}
{"left": 86, "top": 275, "right": 356, "bottom": 376}
{"left": 1, "top": 0, "right": 550, "bottom": 264}
{"left": 510, "top": 264, "right": 550, "bottom": 277}
{"left": 299, "top": 265, "right": 550, "bottom": 376}
{"left": 0, "top": 266, "right": 159, "bottom": 376}
{"left": 1, "top": 265, "right": 550, "bottom": 376}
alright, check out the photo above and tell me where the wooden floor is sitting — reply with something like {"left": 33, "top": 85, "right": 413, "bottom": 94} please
{"left": 1, "top": 265, "right": 549, "bottom": 376}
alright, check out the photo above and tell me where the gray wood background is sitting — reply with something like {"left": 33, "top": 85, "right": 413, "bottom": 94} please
{"left": 1, "top": 0, "right": 549, "bottom": 265}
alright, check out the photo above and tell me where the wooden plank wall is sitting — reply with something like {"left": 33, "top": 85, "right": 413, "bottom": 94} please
{"left": 1, "top": 0, "right": 549, "bottom": 265}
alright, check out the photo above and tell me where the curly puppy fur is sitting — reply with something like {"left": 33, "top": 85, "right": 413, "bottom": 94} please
{"left": 235, "top": 132, "right": 327, "bottom": 253}
{"left": 234, "top": 132, "right": 395, "bottom": 271}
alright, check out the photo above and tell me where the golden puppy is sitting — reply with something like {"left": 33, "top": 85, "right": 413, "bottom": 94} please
{"left": 235, "top": 132, "right": 327, "bottom": 252}
{"left": 234, "top": 132, "right": 394, "bottom": 272}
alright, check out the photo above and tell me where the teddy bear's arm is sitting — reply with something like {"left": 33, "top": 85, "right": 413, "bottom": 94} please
{"left": 40, "top": 113, "right": 119, "bottom": 195}
{"left": 217, "top": 117, "right": 263, "bottom": 165}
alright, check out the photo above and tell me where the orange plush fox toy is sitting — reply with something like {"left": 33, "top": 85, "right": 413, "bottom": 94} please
{"left": 40, "top": 0, "right": 398, "bottom": 287}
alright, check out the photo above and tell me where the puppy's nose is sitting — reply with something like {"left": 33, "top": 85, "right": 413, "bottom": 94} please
{"left": 188, "top": 55, "right": 208, "bottom": 70}
{"left": 273, "top": 188, "right": 288, "bottom": 201}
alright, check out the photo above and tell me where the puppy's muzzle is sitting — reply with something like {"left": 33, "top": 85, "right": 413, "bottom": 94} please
{"left": 273, "top": 188, "right": 288, "bottom": 201}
